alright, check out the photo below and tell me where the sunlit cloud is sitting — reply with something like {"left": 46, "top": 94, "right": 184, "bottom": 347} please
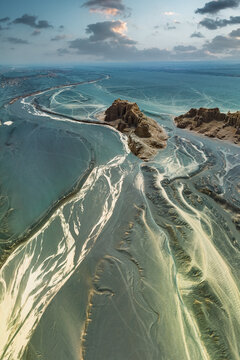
{"left": 111, "top": 20, "right": 127, "bottom": 35}
{"left": 164, "top": 12, "right": 175, "bottom": 16}
{"left": 89, "top": 8, "right": 119, "bottom": 16}
{"left": 82, "top": 0, "right": 130, "bottom": 16}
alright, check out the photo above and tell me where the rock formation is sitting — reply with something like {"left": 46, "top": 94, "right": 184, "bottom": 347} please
{"left": 174, "top": 108, "right": 240, "bottom": 145}
{"left": 103, "top": 99, "right": 168, "bottom": 161}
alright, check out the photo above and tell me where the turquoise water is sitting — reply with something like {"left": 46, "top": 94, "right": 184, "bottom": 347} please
{"left": 0, "top": 62, "right": 240, "bottom": 360}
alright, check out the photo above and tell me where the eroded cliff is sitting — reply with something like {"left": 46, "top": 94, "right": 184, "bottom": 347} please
{"left": 175, "top": 108, "right": 240, "bottom": 145}
{"left": 103, "top": 99, "right": 168, "bottom": 161}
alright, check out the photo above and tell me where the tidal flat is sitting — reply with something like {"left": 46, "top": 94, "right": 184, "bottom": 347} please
{"left": 0, "top": 63, "right": 239, "bottom": 360}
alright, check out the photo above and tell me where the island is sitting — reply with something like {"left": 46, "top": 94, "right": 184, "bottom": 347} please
{"left": 174, "top": 107, "right": 240, "bottom": 145}
{"left": 101, "top": 99, "right": 168, "bottom": 161}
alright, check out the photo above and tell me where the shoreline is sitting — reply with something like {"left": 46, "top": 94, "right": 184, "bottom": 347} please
{"left": 33, "top": 99, "right": 115, "bottom": 128}
{"left": 7, "top": 75, "right": 109, "bottom": 105}
{"left": 0, "top": 148, "right": 96, "bottom": 269}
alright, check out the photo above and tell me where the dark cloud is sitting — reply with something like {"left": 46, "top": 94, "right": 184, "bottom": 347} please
{"left": 31, "top": 30, "right": 41, "bottom": 36}
{"left": 174, "top": 49, "right": 216, "bottom": 59}
{"left": 82, "top": 0, "right": 130, "bottom": 16}
{"left": 174, "top": 45, "right": 197, "bottom": 52}
{"left": 191, "top": 31, "right": 204, "bottom": 38}
{"left": 138, "top": 48, "right": 171, "bottom": 59}
{"left": 203, "top": 35, "right": 240, "bottom": 52}
{"left": 67, "top": 37, "right": 216, "bottom": 60}
{"left": 13, "top": 14, "right": 53, "bottom": 29}
{"left": 57, "top": 48, "right": 70, "bottom": 56}
{"left": 59, "top": 25, "right": 64, "bottom": 30}
{"left": 196, "top": 0, "right": 239, "bottom": 14}
{"left": 83, "top": 0, "right": 125, "bottom": 11}
{"left": 229, "top": 27, "right": 240, "bottom": 36}
{"left": 0, "top": 17, "right": 10, "bottom": 23}
{"left": 64, "top": 20, "right": 213, "bottom": 61}
{"left": 68, "top": 38, "right": 171, "bottom": 60}
{"left": 66, "top": 20, "right": 171, "bottom": 60}
{"left": 51, "top": 35, "right": 67, "bottom": 41}
{"left": 6, "top": 37, "right": 29, "bottom": 44}
{"left": 0, "top": 24, "right": 10, "bottom": 31}
{"left": 85, "top": 20, "right": 137, "bottom": 44}
{"left": 200, "top": 16, "right": 240, "bottom": 29}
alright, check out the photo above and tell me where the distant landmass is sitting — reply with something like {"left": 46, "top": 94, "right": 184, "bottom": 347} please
{"left": 175, "top": 108, "right": 240, "bottom": 145}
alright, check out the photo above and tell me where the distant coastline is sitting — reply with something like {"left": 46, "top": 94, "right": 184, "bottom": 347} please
{"left": 7, "top": 75, "right": 109, "bottom": 105}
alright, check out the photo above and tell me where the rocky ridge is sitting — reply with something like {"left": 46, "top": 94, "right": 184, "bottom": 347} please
{"left": 174, "top": 108, "right": 240, "bottom": 145}
{"left": 103, "top": 99, "right": 168, "bottom": 161}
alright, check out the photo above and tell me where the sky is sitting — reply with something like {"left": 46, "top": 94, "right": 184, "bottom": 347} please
{"left": 0, "top": 0, "right": 240, "bottom": 64}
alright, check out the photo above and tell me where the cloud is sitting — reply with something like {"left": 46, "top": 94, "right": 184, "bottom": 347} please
{"left": 68, "top": 38, "right": 171, "bottom": 60}
{"left": 57, "top": 48, "right": 70, "bottom": 56}
{"left": 65, "top": 20, "right": 172, "bottom": 60}
{"left": 31, "top": 30, "right": 41, "bottom": 36}
{"left": 164, "top": 12, "right": 175, "bottom": 16}
{"left": 200, "top": 16, "right": 240, "bottom": 29}
{"left": 6, "top": 37, "right": 29, "bottom": 44}
{"left": 64, "top": 35, "right": 216, "bottom": 61}
{"left": 84, "top": 20, "right": 136, "bottom": 44}
{"left": 196, "top": 0, "right": 239, "bottom": 14}
{"left": 165, "top": 23, "right": 176, "bottom": 30}
{"left": 49, "top": 15, "right": 230, "bottom": 62}
{"left": 89, "top": 8, "right": 119, "bottom": 15}
{"left": 191, "top": 31, "right": 204, "bottom": 38}
{"left": 229, "top": 27, "right": 240, "bottom": 36}
{"left": 51, "top": 34, "right": 67, "bottom": 41}
{"left": 203, "top": 34, "right": 240, "bottom": 53}
{"left": 64, "top": 20, "right": 214, "bottom": 61}
{"left": 174, "top": 45, "right": 197, "bottom": 52}
{"left": 82, "top": 0, "right": 130, "bottom": 16}
{"left": 0, "top": 22, "right": 10, "bottom": 31}
{"left": 174, "top": 48, "right": 216, "bottom": 59}
{"left": 0, "top": 17, "right": 10, "bottom": 23}
{"left": 58, "top": 17, "right": 240, "bottom": 61}
{"left": 13, "top": 14, "right": 53, "bottom": 29}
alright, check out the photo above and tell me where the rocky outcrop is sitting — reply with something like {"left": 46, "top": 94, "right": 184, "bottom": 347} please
{"left": 103, "top": 99, "right": 168, "bottom": 161}
{"left": 174, "top": 108, "right": 240, "bottom": 145}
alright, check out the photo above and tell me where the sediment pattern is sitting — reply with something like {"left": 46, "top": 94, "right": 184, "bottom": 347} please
{"left": 0, "top": 68, "right": 239, "bottom": 360}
